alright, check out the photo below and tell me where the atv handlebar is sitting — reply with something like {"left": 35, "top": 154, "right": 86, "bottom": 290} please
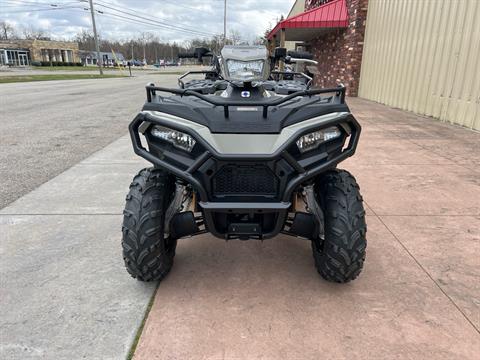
{"left": 287, "top": 50, "right": 314, "bottom": 60}
{"left": 285, "top": 57, "right": 319, "bottom": 66}
{"left": 178, "top": 47, "right": 213, "bottom": 61}
{"left": 178, "top": 52, "right": 196, "bottom": 58}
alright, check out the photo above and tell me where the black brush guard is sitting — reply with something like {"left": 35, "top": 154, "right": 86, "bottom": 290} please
{"left": 130, "top": 86, "right": 360, "bottom": 239}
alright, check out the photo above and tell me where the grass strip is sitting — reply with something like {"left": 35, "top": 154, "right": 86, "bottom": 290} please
{"left": 147, "top": 71, "right": 186, "bottom": 75}
{"left": 0, "top": 74, "right": 127, "bottom": 83}
{"left": 126, "top": 285, "right": 159, "bottom": 360}
{"left": 32, "top": 66, "right": 151, "bottom": 71}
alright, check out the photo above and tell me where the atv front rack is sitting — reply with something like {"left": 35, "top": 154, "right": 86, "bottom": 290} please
{"left": 177, "top": 70, "right": 221, "bottom": 88}
{"left": 145, "top": 84, "right": 346, "bottom": 118}
{"left": 270, "top": 70, "right": 313, "bottom": 85}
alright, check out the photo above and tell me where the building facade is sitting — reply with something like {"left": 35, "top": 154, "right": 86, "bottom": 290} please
{"left": 0, "top": 39, "right": 79, "bottom": 66}
{"left": 79, "top": 50, "right": 126, "bottom": 66}
{"left": 359, "top": 0, "right": 479, "bottom": 130}
{"left": 269, "top": 0, "right": 479, "bottom": 130}
{"left": 306, "top": 0, "right": 367, "bottom": 97}
{"left": 284, "top": 0, "right": 306, "bottom": 51}
{"left": 268, "top": 0, "right": 366, "bottom": 96}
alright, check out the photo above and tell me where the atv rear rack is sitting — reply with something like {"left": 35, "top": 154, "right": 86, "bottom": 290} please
{"left": 145, "top": 84, "right": 346, "bottom": 118}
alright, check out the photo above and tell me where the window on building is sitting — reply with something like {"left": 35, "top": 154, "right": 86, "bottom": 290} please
{"left": 2, "top": 49, "right": 30, "bottom": 66}
{"left": 41, "top": 49, "right": 49, "bottom": 61}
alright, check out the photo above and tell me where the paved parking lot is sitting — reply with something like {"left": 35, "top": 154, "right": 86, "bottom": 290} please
{"left": 1, "top": 77, "right": 479, "bottom": 359}
{"left": 0, "top": 71, "right": 181, "bottom": 208}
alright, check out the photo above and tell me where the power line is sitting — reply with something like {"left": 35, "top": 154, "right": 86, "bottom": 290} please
{"left": 1, "top": 0, "right": 248, "bottom": 42}
{"left": 96, "top": 10, "right": 213, "bottom": 38}
{"left": 92, "top": 0, "right": 218, "bottom": 37}
{"left": 90, "top": 0, "right": 246, "bottom": 42}
{"left": 2, "top": 1, "right": 217, "bottom": 38}
{"left": 1, "top": 0, "right": 53, "bottom": 5}
{"left": 1, "top": 5, "right": 86, "bottom": 13}
{"left": 1, "top": 0, "right": 85, "bottom": 9}
{"left": 0, "top": 0, "right": 78, "bottom": 6}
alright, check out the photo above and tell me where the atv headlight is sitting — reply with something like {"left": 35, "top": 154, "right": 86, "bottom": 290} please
{"left": 296, "top": 126, "right": 342, "bottom": 154}
{"left": 150, "top": 125, "right": 196, "bottom": 152}
{"left": 226, "top": 59, "right": 265, "bottom": 81}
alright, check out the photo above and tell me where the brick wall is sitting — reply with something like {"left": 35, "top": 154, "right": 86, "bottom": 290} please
{"left": 306, "top": 0, "right": 368, "bottom": 96}
{"left": 30, "top": 40, "right": 80, "bottom": 62}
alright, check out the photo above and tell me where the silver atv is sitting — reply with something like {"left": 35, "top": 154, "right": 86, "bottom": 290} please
{"left": 122, "top": 45, "right": 367, "bottom": 283}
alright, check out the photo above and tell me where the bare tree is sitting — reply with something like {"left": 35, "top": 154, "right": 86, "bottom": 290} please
{"left": 22, "top": 25, "right": 51, "bottom": 40}
{"left": 255, "top": 23, "right": 273, "bottom": 46}
{"left": 229, "top": 29, "right": 241, "bottom": 46}
{"left": 74, "top": 29, "right": 96, "bottom": 50}
{"left": 0, "top": 21, "right": 16, "bottom": 40}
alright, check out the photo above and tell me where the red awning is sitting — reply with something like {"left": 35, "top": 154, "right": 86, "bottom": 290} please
{"left": 267, "top": 0, "right": 349, "bottom": 41}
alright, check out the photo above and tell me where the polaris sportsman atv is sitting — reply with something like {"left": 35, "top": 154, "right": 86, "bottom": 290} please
{"left": 122, "top": 45, "right": 367, "bottom": 283}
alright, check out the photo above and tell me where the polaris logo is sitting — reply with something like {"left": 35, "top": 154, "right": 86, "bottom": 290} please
{"left": 241, "top": 91, "right": 251, "bottom": 98}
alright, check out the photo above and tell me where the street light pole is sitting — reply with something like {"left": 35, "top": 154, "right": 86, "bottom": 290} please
{"left": 88, "top": 0, "right": 103, "bottom": 75}
{"left": 223, "top": 0, "right": 227, "bottom": 45}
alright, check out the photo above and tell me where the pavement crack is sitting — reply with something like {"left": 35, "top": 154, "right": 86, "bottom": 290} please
{"left": 365, "top": 201, "right": 480, "bottom": 335}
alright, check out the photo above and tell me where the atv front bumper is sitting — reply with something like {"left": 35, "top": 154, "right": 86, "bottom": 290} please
{"left": 129, "top": 112, "right": 361, "bottom": 239}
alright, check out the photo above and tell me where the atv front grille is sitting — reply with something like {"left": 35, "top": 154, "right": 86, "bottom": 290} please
{"left": 212, "top": 164, "right": 278, "bottom": 196}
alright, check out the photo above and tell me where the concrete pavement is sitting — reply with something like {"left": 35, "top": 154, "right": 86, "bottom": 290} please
{"left": 0, "top": 138, "right": 152, "bottom": 359}
{"left": 1, "top": 97, "right": 479, "bottom": 359}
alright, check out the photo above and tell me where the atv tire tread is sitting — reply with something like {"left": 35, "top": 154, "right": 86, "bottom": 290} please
{"left": 122, "top": 167, "right": 176, "bottom": 282}
{"left": 313, "top": 169, "right": 367, "bottom": 283}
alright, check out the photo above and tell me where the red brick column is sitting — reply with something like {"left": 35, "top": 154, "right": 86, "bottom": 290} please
{"left": 306, "top": 0, "right": 368, "bottom": 96}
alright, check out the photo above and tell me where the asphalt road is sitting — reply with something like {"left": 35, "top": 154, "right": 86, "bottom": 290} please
{"left": 0, "top": 72, "right": 179, "bottom": 208}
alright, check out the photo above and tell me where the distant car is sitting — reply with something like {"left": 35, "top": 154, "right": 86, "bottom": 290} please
{"left": 130, "top": 60, "right": 144, "bottom": 66}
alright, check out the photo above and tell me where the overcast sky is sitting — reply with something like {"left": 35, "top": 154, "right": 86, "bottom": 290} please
{"left": 1, "top": 0, "right": 295, "bottom": 44}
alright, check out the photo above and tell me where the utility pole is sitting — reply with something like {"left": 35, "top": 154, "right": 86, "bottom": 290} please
{"left": 88, "top": 0, "right": 103, "bottom": 75}
{"left": 131, "top": 42, "right": 134, "bottom": 61}
{"left": 143, "top": 42, "right": 146, "bottom": 64}
{"left": 223, "top": 0, "right": 227, "bottom": 45}
{"left": 142, "top": 33, "right": 146, "bottom": 65}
